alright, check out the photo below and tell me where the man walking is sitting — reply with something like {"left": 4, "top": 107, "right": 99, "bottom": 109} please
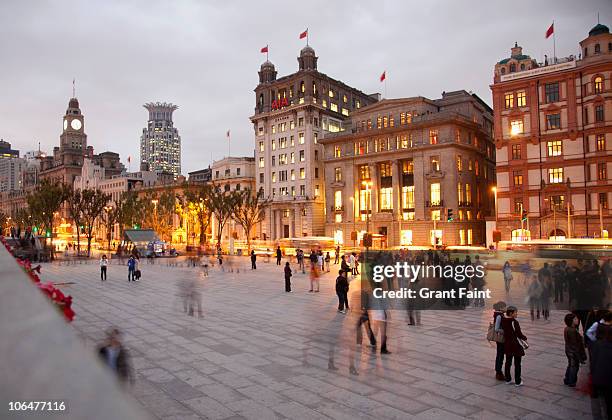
{"left": 251, "top": 250, "right": 257, "bottom": 270}
{"left": 334, "top": 245, "right": 340, "bottom": 264}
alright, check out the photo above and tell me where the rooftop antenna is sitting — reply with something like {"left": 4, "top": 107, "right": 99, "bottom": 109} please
{"left": 598, "top": 12, "right": 600, "bottom": 24}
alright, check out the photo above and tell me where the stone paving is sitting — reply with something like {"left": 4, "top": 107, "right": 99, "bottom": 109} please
{"left": 39, "top": 256, "right": 594, "bottom": 420}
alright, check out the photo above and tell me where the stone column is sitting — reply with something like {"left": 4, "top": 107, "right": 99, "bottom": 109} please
{"left": 392, "top": 159, "right": 401, "bottom": 247}
{"left": 369, "top": 163, "right": 379, "bottom": 214}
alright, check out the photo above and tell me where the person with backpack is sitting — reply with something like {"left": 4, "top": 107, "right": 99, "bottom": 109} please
{"left": 563, "top": 313, "right": 587, "bottom": 387}
{"left": 501, "top": 306, "right": 527, "bottom": 386}
{"left": 491, "top": 301, "right": 506, "bottom": 380}
{"left": 335, "top": 270, "right": 349, "bottom": 313}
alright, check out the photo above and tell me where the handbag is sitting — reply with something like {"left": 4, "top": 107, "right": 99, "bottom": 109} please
{"left": 486, "top": 323, "right": 505, "bottom": 343}
{"left": 512, "top": 320, "right": 528, "bottom": 349}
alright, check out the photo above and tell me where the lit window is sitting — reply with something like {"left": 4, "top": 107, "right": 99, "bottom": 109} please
{"left": 380, "top": 187, "right": 393, "bottom": 211}
{"left": 512, "top": 144, "right": 522, "bottom": 159}
{"left": 430, "top": 156, "right": 440, "bottom": 172}
{"left": 259, "top": 141, "right": 264, "bottom": 152}
{"left": 430, "top": 183, "right": 441, "bottom": 205}
{"left": 272, "top": 172, "right": 276, "bottom": 183}
{"left": 328, "top": 90, "right": 334, "bottom": 98}
{"left": 259, "top": 157, "right": 264, "bottom": 168}
{"left": 334, "top": 146, "right": 341, "bottom": 158}
{"left": 548, "top": 168, "right": 564, "bottom": 183}
{"left": 330, "top": 103, "right": 338, "bottom": 112}
{"left": 334, "top": 190, "right": 342, "bottom": 209}
{"left": 597, "top": 134, "right": 606, "bottom": 151}
{"left": 299, "top": 133, "right": 305, "bottom": 144}
{"left": 429, "top": 129, "right": 438, "bottom": 144}
{"left": 291, "top": 169, "right": 295, "bottom": 181}
{"left": 402, "top": 186, "right": 415, "bottom": 209}
{"left": 510, "top": 119, "right": 523, "bottom": 136}
{"left": 456, "top": 155, "right": 463, "bottom": 171}
{"left": 431, "top": 210, "right": 440, "bottom": 221}
{"left": 547, "top": 140, "right": 562, "bottom": 156}
{"left": 594, "top": 76, "right": 603, "bottom": 94}
{"left": 342, "top": 108, "right": 349, "bottom": 116}
{"left": 513, "top": 171, "right": 523, "bottom": 185}
{"left": 271, "top": 140, "right": 276, "bottom": 150}
{"left": 465, "top": 184, "right": 472, "bottom": 203}
{"left": 314, "top": 185, "right": 320, "bottom": 197}
{"left": 334, "top": 167, "right": 342, "bottom": 182}
{"left": 299, "top": 150, "right": 305, "bottom": 162}
{"left": 598, "top": 162, "right": 607, "bottom": 180}
{"left": 517, "top": 91, "right": 526, "bottom": 107}
{"left": 300, "top": 168, "right": 305, "bottom": 179}
{"left": 504, "top": 93, "right": 514, "bottom": 109}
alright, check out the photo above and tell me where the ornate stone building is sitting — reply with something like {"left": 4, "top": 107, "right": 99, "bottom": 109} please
{"left": 251, "top": 46, "right": 378, "bottom": 240}
{"left": 491, "top": 24, "right": 612, "bottom": 240}
{"left": 320, "top": 91, "right": 495, "bottom": 247}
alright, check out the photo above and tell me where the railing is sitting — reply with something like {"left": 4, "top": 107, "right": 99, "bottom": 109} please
{"left": 0, "top": 243, "right": 152, "bottom": 419}
{"left": 425, "top": 200, "right": 444, "bottom": 207}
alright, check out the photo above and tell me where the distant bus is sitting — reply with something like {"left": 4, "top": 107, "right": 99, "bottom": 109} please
{"left": 498, "top": 238, "right": 612, "bottom": 260}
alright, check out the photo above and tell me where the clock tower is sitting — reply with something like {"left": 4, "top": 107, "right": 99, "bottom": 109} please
{"left": 60, "top": 97, "right": 87, "bottom": 153}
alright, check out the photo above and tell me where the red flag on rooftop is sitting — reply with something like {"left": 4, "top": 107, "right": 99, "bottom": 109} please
{"left": 260, "top": 45, "right": 268, "bottom": 53}
{"left": 545, "top": 22, "right": 554, "bottom": 39}
{"left": 299, "top": 29, "right": 308, "bottom": 39}
{"left": 380, "top": 71, "right": 386, "bottom": 82}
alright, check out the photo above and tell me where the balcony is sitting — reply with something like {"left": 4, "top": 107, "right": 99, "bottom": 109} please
{"left": 458, "top": 201, "right": 473, "bottom": 207}
{"left": 426, "top": 200, "right": 444, "bottom": 208}
{"left": 425, "top": 170, "right": 445, "bottom": 180}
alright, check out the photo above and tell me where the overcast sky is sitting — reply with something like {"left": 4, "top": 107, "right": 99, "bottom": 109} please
{"left": 1, "top": 0, "right": 610, "bottom": 174}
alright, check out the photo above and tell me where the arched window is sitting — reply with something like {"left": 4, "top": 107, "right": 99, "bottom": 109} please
{"left": 609, "top": 42, "right": 612, "bottom": 52}
{"left": 584, "top": 47, "right": 588, "bottom": 57}
{"left": 300, "top": 81, "right": 305, "bottom": 93}
{"left": 594, "top": 76, "right": 603, "bottom": 94}
{"left": 509, "top": 63, "right": 516, "bottom": 73}
{"left": 520, "top": 63, "right": 525, "bottom": 70}
{"left": 500, "top": 67, "right": 506, "bottom": 75}
{"left": 312, "top": 81, "right": 317, "bottom": 95}
{"left": 595, "top": 44, "right": 601, "bottom": 54}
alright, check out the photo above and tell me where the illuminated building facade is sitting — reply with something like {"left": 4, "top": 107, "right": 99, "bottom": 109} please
{"left": 321, "top": 92, "right": 495, "bottom": 247}
{"left": 251, "top": 46, "right": 378, "bottom": 240}
{"left": 140, "top": 102, "right": 181, "bottom": 178}
{"left": 492, "top": 24, "right": 612, "bottom": 240}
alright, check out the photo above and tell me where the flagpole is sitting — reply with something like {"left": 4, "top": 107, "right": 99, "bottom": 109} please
{"left": 307, "top": 28, "right": 309, "bottom": 46}
{"left": 552, "top": 20, "right": 556, "bottom": 64}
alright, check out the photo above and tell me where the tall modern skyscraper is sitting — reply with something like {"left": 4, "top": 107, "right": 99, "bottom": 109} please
{"left": 140, "top": 102, "right": 181, "bottom": 178}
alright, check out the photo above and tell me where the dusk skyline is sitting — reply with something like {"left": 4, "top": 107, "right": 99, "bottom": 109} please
{"left": 0, "top": 0, "right": 609, "bottom": 174}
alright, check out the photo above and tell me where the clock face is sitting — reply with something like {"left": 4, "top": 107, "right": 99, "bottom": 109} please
{"left": 71, "top": 119, "right": 82, "bottom": 130}
{"left": 63, "top": 119, "right": 68, "bottom": 130}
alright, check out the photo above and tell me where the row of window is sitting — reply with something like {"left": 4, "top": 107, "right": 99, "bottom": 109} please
{"left": 270, "top": 83, "right": 362, "bottom": 108}
{"left": 271, "top": 168, "right": 306, "bottom": 182}
{"left": 269, "top": 184, "right": 319, "bottom": 198}
{"left": 510, "top": 135, "right": 607, "bottom": 160}
{"left": 214, "top": 168, "right": 241, "bottom": 179}
{"left": 511, "top": 164, "right": 607, "bottom": 187}
{"left": 512, "top": 192, "right": 609, "bottom": 215}
{"left": 258, "top": 150, "right": 317, "bottom": 168}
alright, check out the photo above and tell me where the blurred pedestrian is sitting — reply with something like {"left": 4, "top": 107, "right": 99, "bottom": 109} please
{"left": 325, "top": 252, "right": 331, "bottom": 272}
{"left": 98, "top": 328, "right": 133, "bottom": 384}
{"left": 502, "top": 261, "right": 512, "bottom": 293}
{"left": 590, "top": 324, "right": 612, "bottom": 418}
{"left": 251, "top": 250, "right": 257, "bottom": 269}
{"left": 370, "top": 309, "right": 391, "bottom": 354}
{"left": 492, "top": 301, "right": 507, "bottom": 380}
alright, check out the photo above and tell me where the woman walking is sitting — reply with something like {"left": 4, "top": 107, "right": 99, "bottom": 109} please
{"left": 284, "top": 262, "right": 292, "bottom": 292}
{"left": 501, "top": 306, "right": 527, "bottom": 386}
{"left": 492, "top": 301, "right": 506, "bottom": 380}
{"left": 502, "top": 262, "right": 513, "bottom": 293}
{"left": 100, "top": 254, "right": 108, "bottom": 281}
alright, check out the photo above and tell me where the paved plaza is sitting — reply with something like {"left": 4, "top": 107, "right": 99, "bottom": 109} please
{"left": 40, "top": 256, "right": 594, "bottom": 420}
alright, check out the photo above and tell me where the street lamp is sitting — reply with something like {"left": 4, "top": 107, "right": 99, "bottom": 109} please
{"left": 349, "top": 196, "right": 356, "bottom": 249}
{"left": 491, "top": 186, "right": 498, "bottom": 224}
{"left": 151, "top": 199, "right": 159, "bottom": 233}
{"left": 361, "top": 180, "right": 373, "bottom": 251}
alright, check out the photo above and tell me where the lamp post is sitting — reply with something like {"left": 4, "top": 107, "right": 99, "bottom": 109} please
{"left": 361, "top": 180, "right": 373, "bottom": 252}
{"left": 492, "top": 186, "right": 498, "bottom": 224}
{"left": 104, "top": 205, "right": 113, "bottom": 250}
{"left": 349, "top": 196, "right": 356, "bottom": 249}
{"left": 151, "top": 199, "right": 159, "bottom": 235}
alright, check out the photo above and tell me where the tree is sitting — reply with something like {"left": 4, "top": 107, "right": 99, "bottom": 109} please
{"left": 66, "top": 186, "right": 86, "bottom": 254}
{"left": 184, "top": 183, "right": 214, "bottom": 246}
{"left": 232, "top": 189, "right": 268, "bottom": 253}
{"left": 142, "top": 189, "right": 176, "bottom": 242}
{"left": 101, "top": 204, "right": 119, "bottom": 250}
{"left": 210, "top": 187, "right": 240, "bottom": 248}
{"left": 26, "top": 179, "right": 68, "bottom": 259}
{"left": 0, "top": 210, "right": 7, "bottom": 235}
{"left": 116, "top": 190, "right": 143, "bottom": 239}
{"left": 79, "top": 189, "right": 111, "bottom": 257}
